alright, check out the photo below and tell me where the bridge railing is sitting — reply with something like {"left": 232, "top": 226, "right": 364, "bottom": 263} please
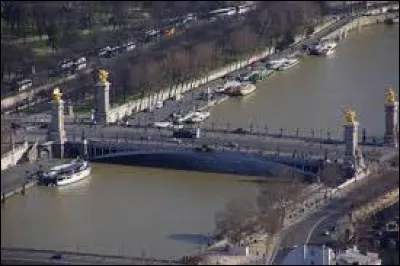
{"left": 69, "top": 122, "right": 350, "bottom": 145}
{"left": 71, "top": 122, "right": 389, "bottom": 149}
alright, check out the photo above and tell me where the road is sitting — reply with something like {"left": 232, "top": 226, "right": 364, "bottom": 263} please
{"left": 271, "top": 166, "right": 399, "bottom": 264}
{"left": 1, "top": 248, "right": 183, "bottom": 265}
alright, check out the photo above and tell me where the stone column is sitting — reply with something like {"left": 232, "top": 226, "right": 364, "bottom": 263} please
{"left": 384, "top": 101, "right": 399, "bottom": 147}
{"left": 344, "top": 121, "right": 359, "bottom": 158}
{"left": 48, "top": 99, "right": 67, "bottom": 158}
{"left": 95, "top": 81, "right": 110, "bottom": 124}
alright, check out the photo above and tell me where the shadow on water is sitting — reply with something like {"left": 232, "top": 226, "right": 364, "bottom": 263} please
{"left": 93, "top": 151, "right": 281, "bottom": 178}
{"left": 168, "top": 233, "right": 213, "bottom": 245}
{"left": 90, "top": 150, "right": 316, "bottom": 179}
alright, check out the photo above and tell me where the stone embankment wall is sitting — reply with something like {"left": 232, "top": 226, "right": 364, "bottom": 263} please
{"left": 322, "top": 12, "right": 397, "bottom": 42}
{"left": 1, "top": 141, "right": 29, "bottom": 171}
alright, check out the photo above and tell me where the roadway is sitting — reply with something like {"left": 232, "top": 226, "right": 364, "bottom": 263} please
{"left": 1, "top": 248, "right": 183, "bottom": 265}
{"left": 271, "top": 165, "right": 399, "bottom": 264}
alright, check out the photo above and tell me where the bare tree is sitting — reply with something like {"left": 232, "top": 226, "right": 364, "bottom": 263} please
{"left": 256, "top": 179, "right": 304, "bottom": 233}
{"left": 214, "top": 198, "right": 259, "bottom": 244}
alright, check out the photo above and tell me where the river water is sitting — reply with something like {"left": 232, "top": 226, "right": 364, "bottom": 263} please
{"left": 1, "top": 24, "right": 399, "bottom": 259}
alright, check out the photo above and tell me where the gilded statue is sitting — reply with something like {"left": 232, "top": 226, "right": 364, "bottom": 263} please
{"left": 52, "top": 87, "right": 62, "bottom": 103}
{"left": 98, "top": 69, "right": 109, "bottom": 85}
{"left": 386, "top": 88, "right": 397, "bottom": 104}
{"left": 343, "top": 107, "right": 357, "bottom": 125}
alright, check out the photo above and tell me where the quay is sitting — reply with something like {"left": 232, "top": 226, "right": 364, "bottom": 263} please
{"left": 1, "top": 159, "right": 64, "bottom": 202}
{"left": 1, "top": 247, "right": 186, "bottom": 265}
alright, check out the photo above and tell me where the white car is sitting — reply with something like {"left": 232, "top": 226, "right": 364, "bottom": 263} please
{"left": 155, "top": 101, "right": 163, "bottom": 109}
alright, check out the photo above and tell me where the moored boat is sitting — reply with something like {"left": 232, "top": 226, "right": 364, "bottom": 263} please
{"left": 278, "top": 58, "right": 300, "bottom": 71}
{"left": 321, "top": 47, "right": 336, "bottom": 56}
{"left": 39, "top": 158, "right": 91, "bottom": 186}
{"left": 231, "top": 83, "right": 257, "bottom": 96}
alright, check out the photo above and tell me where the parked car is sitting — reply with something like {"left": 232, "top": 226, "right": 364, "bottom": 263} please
{"left": 51, "top": 253, "right": 62, "bottom": 260}
{"left": 122, "top": 42, "right": 136, "bottom": 52}
{"left": 233, "top": 128, "right": 247, "bottom": 134}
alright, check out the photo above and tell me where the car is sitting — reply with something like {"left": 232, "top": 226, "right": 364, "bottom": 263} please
{"left": 225, "top": 142, "right": 239, "bottom": 148}
{"left": 171, "top": 138, "right": 182, "bottom": 144}
{"left": 155, "top": 101, "right": 164, "bottom": 109}
{"left": 233, "top": 128, "right": 247, "bottom": 134}
{"left": 10, "top": 122, "right": 22, "bottom": 130}
{"left": 51, "top": 253, "right": 62, "bottom": 260}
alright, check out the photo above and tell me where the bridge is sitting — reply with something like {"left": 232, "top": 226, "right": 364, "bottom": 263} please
{"left": 17, "top": 120, "right": 392, "bottom": 180}
{"left": 0, "top": 247, "right": 186, "bottom": 265}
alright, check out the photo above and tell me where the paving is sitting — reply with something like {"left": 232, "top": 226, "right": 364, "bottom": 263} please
{"left": 1, "top": 159, "right": 64, "bottom": 201}
{"left": 1, "top": 247, "right": 183, "bottom": 265}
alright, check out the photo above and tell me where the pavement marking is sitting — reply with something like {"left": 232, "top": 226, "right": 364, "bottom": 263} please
{"left": 305, "top": 211, "right": 337, "bottom": 245}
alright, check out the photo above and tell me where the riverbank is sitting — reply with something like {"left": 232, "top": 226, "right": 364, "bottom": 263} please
{"left": 83, "top": 12, "right": 396, "bottom": 126}
{"left": 1, "top": 159, "right": 66, "bottom": 203}
{"left": 189, "top": 149, "right": 398, "bottom": 265}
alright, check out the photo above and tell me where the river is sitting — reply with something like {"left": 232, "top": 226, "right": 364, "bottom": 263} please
{"left": 1, "top": 24, "right": 399, "bottom": 259}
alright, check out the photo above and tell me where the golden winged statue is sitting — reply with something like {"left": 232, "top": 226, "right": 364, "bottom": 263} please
{"left": 98, "top": 69, "right": 109, "bottom": 85}
{"left": 52, "top": 87, "right": 62, "bottom": 103}
{"left": 386, "top": 87, "right": 397, "bottom": 104}
{"left": 343, "top": 107, "right": 357, "bottom": 125}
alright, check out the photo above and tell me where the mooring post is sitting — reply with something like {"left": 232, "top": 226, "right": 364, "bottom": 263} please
{"left": 2, "top": 193, "right": 6, "bottom": 204}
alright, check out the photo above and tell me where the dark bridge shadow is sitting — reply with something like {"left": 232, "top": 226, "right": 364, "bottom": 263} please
{"left": 168, "top": 233, "right": 213, "bottom": 245}
{"left": 92, "top": 151, "right": 319, "bottom": 179}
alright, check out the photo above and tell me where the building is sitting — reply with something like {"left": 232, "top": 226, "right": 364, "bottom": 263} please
{"left": 335, "top": 246, "right": 381, "bottom": 265}
{"left": 280, "top": 245, "right": 335, "bottom": 265}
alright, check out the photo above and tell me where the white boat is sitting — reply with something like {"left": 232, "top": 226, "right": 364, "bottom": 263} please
{"left": 189, "top": 111, "right": 211, "bottom": 123}
{"left": 231, "top": 83, "right": 257, "bottom": 96}
{"left": 322, "top": 41, "right": 338, "bottom": 49}
{"left": 321, "top": 47, "right": 336, "bottom": 56}
{"left": 39, "top": 158, "right": 91, "bottom": 186}
{"left": 223, "top": 80, "right": 241, "bottom": 90}
{"left": 266, "top": 59, "right": 286, "bottom": 70}
{"left": 278, "top": 58, "right": 300, "bottom": 71}
{"left": 154, "top": 121, "right": 172, "bottom": 128}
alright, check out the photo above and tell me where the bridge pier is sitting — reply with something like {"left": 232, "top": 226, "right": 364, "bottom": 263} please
{"left": 95, "top": 70, "right": 111, "bottom": 125}
{"left": 344, "top": 121, "right": 359, "bottom": 158}
{"left": 384, "top": 90, "right": 398, "bottom": 148}
{"left": 47, "top": 88, "right": 67, "bottom": 158}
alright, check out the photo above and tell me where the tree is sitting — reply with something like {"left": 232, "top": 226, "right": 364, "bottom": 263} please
{"left": 214, "top": 198, "right": 259, "bottom": 244}
{"left": 46, "top": 23, "right": 62, "bottom": 50}
{"left": 256, "top": 179, "right": 304, "bottom": 233}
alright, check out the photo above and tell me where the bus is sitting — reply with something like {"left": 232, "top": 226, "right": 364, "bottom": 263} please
{"left": 208, "top": 7, "right": 237, "bottom": 19}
